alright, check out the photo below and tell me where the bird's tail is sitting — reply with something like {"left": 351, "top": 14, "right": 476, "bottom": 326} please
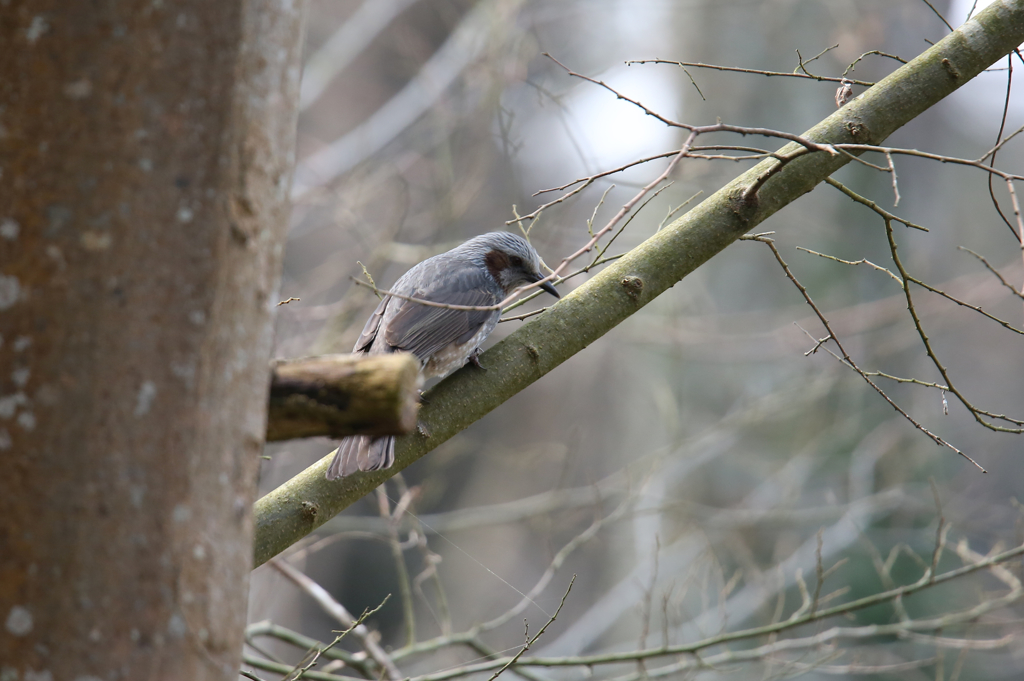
{"left": 325, "top": 435, "right": 396, "bottom": 480}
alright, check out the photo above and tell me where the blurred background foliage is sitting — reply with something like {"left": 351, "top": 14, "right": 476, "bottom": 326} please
{"left": 248, "top": 1, "right": 1024, "bottom": 678}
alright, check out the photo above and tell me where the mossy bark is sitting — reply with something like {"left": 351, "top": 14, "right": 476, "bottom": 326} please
{"left": 267, "top": 353, "right": 421, "bottom": 441}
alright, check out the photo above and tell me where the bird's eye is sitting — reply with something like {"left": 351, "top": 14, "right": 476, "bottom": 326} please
{"left": 510, "top": 255, "right": 524, "bottom": 267}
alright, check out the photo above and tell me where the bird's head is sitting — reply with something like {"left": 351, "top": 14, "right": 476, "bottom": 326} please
{"left": 466, "top": 232, "right": 560, "bottom": 299}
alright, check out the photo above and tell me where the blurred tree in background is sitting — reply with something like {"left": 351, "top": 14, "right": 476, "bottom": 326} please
{"left": 248, "top": 1, "right": 1024, "bottom": 680}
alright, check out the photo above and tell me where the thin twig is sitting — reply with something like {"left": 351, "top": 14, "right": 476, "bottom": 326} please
{"left": 626, "top": 58, "right": 874, "bottom": 87}
{"left": 284, "top": 597, "right": 391, "bottom": 681}
{"left": 825, "top": 177, "right": 928, "bottom": 230}
{"left": 884, "top": 219, "right": 1024, "bottom": 432}
{"left": 920, "top": 0, "right": 954, "bottom": 31}
{"left": 843, "top": 50, "right": 909, "bottom": 78}
{"left": 884, "top": 151, "right": 901, "bottom": 206}
{"left": 484, "top": 576, "right": 576, "bottom": 681}
{"left": 794, "top": 44, "right": 839, "bottom": 77}
{"left": 270, "top": 558, "right": 403, "bottom": 679}
{"left": 958, "top": 247, "right": 1024, "bottom": 300}
{"left": 741, "top": 233, "right": 987, "bottom": 470}
{"left": 377, "top": 486, "right": 417, "bottom": 647}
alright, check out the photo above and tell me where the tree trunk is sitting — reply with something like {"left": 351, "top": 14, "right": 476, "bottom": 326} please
{"left": 0, "top": 1, "right": 303, "bottom": 678}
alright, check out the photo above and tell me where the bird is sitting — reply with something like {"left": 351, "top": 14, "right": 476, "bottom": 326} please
{"left": 326, "top": 231, "right": 560, "bottom": 479}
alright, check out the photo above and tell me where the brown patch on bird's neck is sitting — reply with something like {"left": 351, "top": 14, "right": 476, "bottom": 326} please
{"left": 484, "top": 249, "right": 509, "bottom": 281}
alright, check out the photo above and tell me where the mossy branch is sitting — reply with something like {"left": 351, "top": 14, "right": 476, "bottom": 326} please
{"left": 253, "top": 1, "right": 1024, "bottom": 568}
{"left": 267, "top": 353, "right": 421, "bottom": 442}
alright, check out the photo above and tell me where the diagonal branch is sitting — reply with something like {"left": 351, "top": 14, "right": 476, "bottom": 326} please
{"left": 253, "top": 0, "right": 1024, "bottom": 568}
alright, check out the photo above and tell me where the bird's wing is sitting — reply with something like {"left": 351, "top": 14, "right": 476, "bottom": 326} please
{"left": 353, "top": 294, "right": 390, "bottom": 353}
{"left": 383, "top": 261, "right": 498, "bottom": 362}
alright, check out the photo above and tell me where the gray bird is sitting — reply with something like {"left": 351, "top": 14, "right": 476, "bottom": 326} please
{"left": 326, "top": 231, "right": 560, "bottom": 479}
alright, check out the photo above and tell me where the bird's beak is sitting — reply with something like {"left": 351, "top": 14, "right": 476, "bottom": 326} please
{"left": 538, "top": 278, "right": 560, "bottom": 299}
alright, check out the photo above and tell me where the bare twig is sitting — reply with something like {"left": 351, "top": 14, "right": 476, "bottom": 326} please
{"left": 920, "top": 0, "right": 955, "bottom": 32}
{"left": 958, "top": 246, "right": 1024, "bottom": 300}
{"left": 377, "top": 486, "right": 417, "bottom": 647}
{"left": 269, "top": 558, "right": 403, "bottom": 679}
{"left": 794, "top": 44, "right": 839, "bottom": 77}
{"left": 884, "top": 151, "right": 901, "bottom": 205}
{"left": 625, "top": 58, "right": 874, "bottom": 87}
{"left": 741, "top": 233, "right": 987, "bottom": 470}
{"left": 284, "top": 597, "right": 391, "bottom": 681}
{"left": 883, "top": 218, "right": 1024, "bottom": 432}
{"left": 484, "top": 576, "right": 575, "bottom": 681}
{"left": 843, "top": 50, "right": 909, "bottom": 78}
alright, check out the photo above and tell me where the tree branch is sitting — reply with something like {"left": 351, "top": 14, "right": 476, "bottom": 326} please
{"left": 253, "top": 0, "right": 1024, "bottom": 568}
{"left": 267, "top": 353, "right": 421, "bottom": 441}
